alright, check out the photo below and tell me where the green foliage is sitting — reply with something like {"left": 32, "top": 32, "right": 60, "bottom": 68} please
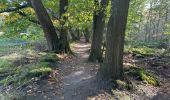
{"left": 139, "top": 69, "right": 159, "bottom": 86}
{"left": 131, "top": 47, "right": 158, "bottom": 55}
{"left": 0, "top": 40, "right": 21, "bottom": 54}
{"left": 39, "top": 53, "right": 58, "bottom": 63}
{"left": 125, "top": 67, "right": 159, "bottom": 86}
{"left": 0, "top": 40, "right": 57, "bottom": 86}
{"left": 0, "top": 61, "right": 53, "bottom": 86}
{"left": 0, "top": 59, "right": 13, "bottom": 72}
{"left": 124, "top": 41, "right": 163, "bottom": 56}
{"left": 28, "top": 62, "right": 53, "bottom": 77}
{"left": 68, "top": 0, "right": 93, "bottom": 30}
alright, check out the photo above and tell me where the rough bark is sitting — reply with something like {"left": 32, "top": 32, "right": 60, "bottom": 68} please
{"left": 99, "top": 0, "right": 130, "bottom": 80}
{"left": 30, "top": 0, "right": 59, "bottom": 51}
{"left": 59, "top": 0, "right": 72, "bottom": 53}
{"left": 89, "top": 0, "right": 109, "bottom": 62}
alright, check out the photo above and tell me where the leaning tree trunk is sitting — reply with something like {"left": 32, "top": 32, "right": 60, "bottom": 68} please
{"left": 99, "top": 0, "right": 130, "bottom": 80}
{"left": 59, "top": 0, "right": 72, "bottom": 53}
{"left": 30, "top": 0, "right": 59, "bottom": 52}
{"left": 89, "top": 0, "right": 109, "bottom": 62}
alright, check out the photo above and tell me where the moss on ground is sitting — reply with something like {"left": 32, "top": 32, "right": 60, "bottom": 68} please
{"left": 0, "top": 52, "right": 58, "bottom": 86}
{"left": 0, "top": 59, "right": 14, "bottom": 72}
{"left": 139, "top": 70, "right": 159, "bottom": 86}
{"left": 125, "top": 67, "right": 159, "bottom": 86}
{"left": 39, "top": 53, "right": 58, "bottom": 62}
{"left": 124, "top": 46, "right": 161, "bottom": 56}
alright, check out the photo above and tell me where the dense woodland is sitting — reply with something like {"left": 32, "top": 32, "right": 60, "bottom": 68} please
{"left": 0, "top": 0, "right": 170, "bottom": 100}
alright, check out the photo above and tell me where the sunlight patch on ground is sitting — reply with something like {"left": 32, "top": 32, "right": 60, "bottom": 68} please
{"left": 0, "top": 32, "right": 4, "bottom": 36}
{"left": 71, "top": 43, "right": 91, "bottom": 48}
{"left": 87, "top": 92, "right": 112, "bottom": 100}
{"left": 57, "top": 54, "right": 68, "bottom": 59}
{"left": 137, "top": 85, "right": 159, "bottom": 99}
{"left": 64, "top": 70, "right": 93, "bottom": 85}
{"left": 80, "top": 54, "right": 89, "bottom": 58}
{"left": 73, "top": 71, "right": 84, "bottom": 76}
{"left": 0, "top": 53, "right": 23, "bottom": 60}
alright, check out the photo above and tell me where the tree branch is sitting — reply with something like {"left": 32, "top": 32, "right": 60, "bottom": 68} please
{"left": 17, "top": 11, "right": 40, "bottom": 24}
{"left": 0, "top": 3, "right": 30, "bottom": 13}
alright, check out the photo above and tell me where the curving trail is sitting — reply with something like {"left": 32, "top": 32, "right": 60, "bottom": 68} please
{"left": 59, "top": 42, "right": 111, "bottom": 100}
{"left": 22, "top": 42, "right": 170, "bottom": 100}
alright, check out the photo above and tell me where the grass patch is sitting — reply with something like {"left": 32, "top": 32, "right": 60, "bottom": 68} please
{"left": 0, "top": 61, "right": 53, "bottom": 86}
{"left": 0, "top": 52, "right": 58, "bottom": 86}
{"left": 124, "top": 45, "right": 162, "bottom": 56}
{"left": 0, "top": 40, "right": 20, "bottom": 54}
{"left": 125, "top": 67, "right": 159, "bottom": 86}
{"left": 0, "top": 39, "right": 58, "bottom": 88}
{"left": 0, "top": 59, "right": 14, "bottom": 72}
{"left": 28, "top": 62, "right": 53, "bottom": 77}
{"left": 39, "top": 53, "right": 58, "bottom": 63}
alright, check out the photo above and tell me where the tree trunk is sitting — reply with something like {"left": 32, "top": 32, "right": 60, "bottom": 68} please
{"left": 99, "top": 0, "right": 130, "bottom": 80}
{"left": 59, "top": 0, "right": 72, "bottom": 53}
{"left": 84, "top": 28, "right": 91, "bottom": 43}
{"left": 156, "top": 11, "right": 160, "bottom": 41}
{"left": 148, "top": 2, "right": 153, "bottom": 42}
{"left": 70, "top": 29, "right": 81, "bottom": 41}
{"left": 89, "top": 0, "right": 109, "bottom": 62}
{"left": 30, "top": 0, "right": 59, "bottom": 51}
{"left": 76, "top": 29, "right": 81, "bottom": 41}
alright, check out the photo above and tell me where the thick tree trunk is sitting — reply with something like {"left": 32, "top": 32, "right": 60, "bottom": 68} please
{"left": 30, "top": 0, "right": 59, "bottom": 51}
{"left": 59, "top": 0, "right": 72, "bottom": 54}
{"left": 99, "top": 0, "right": 130, "bottom": 80}
{"left": 59, "top": 28, "right": 72, "bottom": 53}
{"left": 89, "top": 0, "right": 109, "bottom": 62}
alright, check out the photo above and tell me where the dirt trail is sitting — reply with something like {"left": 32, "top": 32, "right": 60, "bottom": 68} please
{"left": 59, "top": 42, "right": 111, "bottom": 100}
{"left": 20, "top": 42, "right": 170, "bottom": 100}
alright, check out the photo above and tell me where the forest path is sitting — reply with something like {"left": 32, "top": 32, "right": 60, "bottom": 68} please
{"left": 59, "top": 42, "right": 111, "bottom": 100}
